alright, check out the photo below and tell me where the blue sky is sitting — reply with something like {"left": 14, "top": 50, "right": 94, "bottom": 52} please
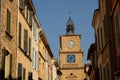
{"left": 33, "top": 0, "right": 98, "bottom": 63}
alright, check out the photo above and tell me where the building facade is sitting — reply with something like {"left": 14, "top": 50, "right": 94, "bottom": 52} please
{"left": 0, "top": 0, "right": 18, "bottom": 79}
{"left": 0, "top": 0, "right": 56, "bottom": 80}
{"left": 39, "top": 29, "right": 54, "bottom": 80}
{"left": 59, "top": 15, "right": 85, "bottom": 80}
{"left": 90, "top": 0, "right": 120, "bottom": 80}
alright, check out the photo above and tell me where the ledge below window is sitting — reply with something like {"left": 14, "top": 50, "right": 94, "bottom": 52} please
{"left": 18, "top": 46, "right": 32, "bottom": 61}
{"left": 5, "top": 31, "right": 13, "bottom": 40}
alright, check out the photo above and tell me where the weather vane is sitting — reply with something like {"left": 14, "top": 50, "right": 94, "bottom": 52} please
{"left": 69, "top": 11, "right": 71, "bottom": 17}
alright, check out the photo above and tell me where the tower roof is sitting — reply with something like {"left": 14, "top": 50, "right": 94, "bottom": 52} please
{"left": 66, "top": 13, "right": 75, "bottom": 34}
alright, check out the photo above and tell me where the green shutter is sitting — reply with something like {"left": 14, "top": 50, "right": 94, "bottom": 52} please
{"left": 1, "top": 49, "right": 6, "bottom": 78}
{"left": 19, "top": 23, "right": 22, "bottom": 47}
{"left": 29, "top": 11, "right": 33, "bottom": 26}
{"left": 23, "top": 68, "right": 26, "bottom": 80}
{"left": 18, "top": 63, "right": 22, "bottom": 80}
{"left": 28, "top": 72, "right": 32, "bottom": 80}
{"left": 29, "top": 38, "right": 31, "bottom": 57}
{"left": 24, "top": 29, "right": 28, "bottom": 53}
{"left": 6, "top": 9, "right": 11, "bottom": 33}
{"left": 9, "top": 54, "right": 12, "bottom": 80}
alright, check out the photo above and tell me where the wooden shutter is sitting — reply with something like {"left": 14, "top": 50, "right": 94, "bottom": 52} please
{"left": 32, "top": 49, "right": 35, "bottom": 68}
{"left": 29, "top": 38, "right": 31, "bottom": 57}
{"left": 9, "top": 54, "right": 12, "bottom": 79}
{"left": 19, "top": 0, "right": 24, "bottom": 10}
{"left": 23, "top": 68, "right": 26, "bottom": 80}
{"left": 36, "top": 52, "right": 39, "bottom": 70}
{"left": 115, "top": 13, "right": 120, "bottom": 48}
{"left": 29, "top": 11, "right": 33, "bottom": 27}
{"left": 28, "top": 72, "right": 32, "bottom": 80}
{"left": 19, "top": 23, "right": 22, "bottom": 47}
{"left": 1, "top": 49, "right": 6, "bottom": 79}
{"left": 24, "top": 29, "right": 28, "bottom": 53}
{"left": 18, "top": 63, "right": 22, "bottom": 80}
{"left": 6, "top": 9, "right": 11, "bottom": 33}
{"left": 115, "top": 13, "right": 119, "bottom": 31}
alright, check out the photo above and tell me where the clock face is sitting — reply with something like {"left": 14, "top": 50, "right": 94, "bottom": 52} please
{"left": 67, "top": 54, "right": 75, "bottom": 62}
{"left": 67, "top": 40, "right": 75, "bottom": 48}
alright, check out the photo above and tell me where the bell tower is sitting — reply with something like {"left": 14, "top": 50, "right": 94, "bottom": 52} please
{"left": 59, "top": 14, "right": 85, "bottom": 80}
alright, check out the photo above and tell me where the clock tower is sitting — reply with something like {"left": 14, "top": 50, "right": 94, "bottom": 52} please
{"left": 59, "top": 15, "right": 85, "bottom": 80}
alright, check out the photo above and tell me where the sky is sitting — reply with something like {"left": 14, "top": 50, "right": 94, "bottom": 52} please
{"left": 33, "top": 0, "right": 98, "bottom": 63}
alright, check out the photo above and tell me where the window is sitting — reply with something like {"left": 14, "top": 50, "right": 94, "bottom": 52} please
{"left": 1, "top": 49, "right": 11, "bottom": 79}
{"left": 107, "top": 63, "right": 110, "bottom": 80}
{"left": 9, "top": 54, "right": 12, "bottom": 79}
{"left": 100, "top": 65, "right": 103, "bottom": 80}
{"left": 1, "top": 49, "right": 6, "bottom": 79}
{"left": 115, "top": 12, "right": 120, "bottom": 48}
{"left": 32, "top": 49, "right": 39, "bottom": 70}
{"left": 29, "top": 38, "right": 31, "bottom": 57}
{"left": 25, "top": 6, "right": 28, "bottom": 20}
{"left": 103, "top": 66, "right": 106, "bottom": 80}
{"left": 103, "top": 15, "right": 108, "bottom": 42}
{"left": 32, "top": 48, "right": 35, "bottom": 68}
{"left": 35, "top": 52, "right": 39, "bottom": 70}
{"left": 19, "top": 22, "right": 22, "bottom": 47}
{"left": 18, "top": 63, "right": 22, "bottom": 80}
{"left": 33, "top": 21, "right": 38, "bottom": 43}
{"left": 100, "top": 27, "right": 103, "bottom": 48}
{"left": 29, "top": 11, "right": 33, "bottom": 26}
{"left": 28, "top": 72, "right": 32, "bottom": 80}
{"left": 97, "top": 28, "right": 100, "bottom": 51}
{"left": 6, "top": 9, "right": 11, "bottom": 33}
{"left": 23, "top": 68, "right": 26, "bottom": 80}
{"left": 19, "top": 0, "right": 25, "bottom": 10}
{"left": 24, "top": 29, "right": 28, "bottom": 53}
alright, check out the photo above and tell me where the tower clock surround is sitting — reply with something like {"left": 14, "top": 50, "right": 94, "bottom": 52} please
{"left": 59, "top": 14, "right": 85, "bottom": 80}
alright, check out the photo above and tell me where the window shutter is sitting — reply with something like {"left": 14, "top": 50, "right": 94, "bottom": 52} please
{"left": 29, "top": 11, "right": 33, "bottom": 27}
{"left": 29, "top": 38, "right": 31, "bottom": 57}
{"left": 6, "top": 9, "right": 11, "bottom": 33}
{"left": 104, "top": 15, "right": 107, "bottom": 41}
{"left": 32, "top": 49, "right": 36, "bottom": 68}
{"left": 24, "top": 29, "right": 28, "bottom": 53}
{"left": 9, "top": 54, "right": 12, "bottom": 79}
{"left": 19, "top": 23, "right": 22, "bottom": 47}
{"left": 19, "top": 0, "right": 24, "bottom": 10}
{"left": 23, "top": 68, "right": 26, "bottom": 80}
{"left": 115, "top": 13, "right": 119, "bottom": 31}
{"left": 36, "top": 52, "right": 39, "bottom": 70}
{"left": 1, "top": 49, "right": 6, "bottom": 79}
{"left": 28, "top": 72, "right": 32, "bottom": 80}
{"left": 18, "top": 63, "right": 22, "bottom": 80}
{"left": 32, "top": 49, "right": 34, "bottom": 67}
{"left": 115, "top": 13, "right": 120, "bottom": 48}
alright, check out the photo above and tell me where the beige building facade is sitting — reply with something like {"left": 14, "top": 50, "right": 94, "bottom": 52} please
{"left": 90, "top": 0, "right": 120, "bottom": 80}
{"left": 39, "top": 30, "right": 54, "bottom": 80}
{"left": 0, "top": 0, "right": 18, "bottom": 79}
{"left": 0, "top": 0, "right": 56, "bottom": 80}
{"left": 59, "top": 16, "right": 85, "bottom": 80}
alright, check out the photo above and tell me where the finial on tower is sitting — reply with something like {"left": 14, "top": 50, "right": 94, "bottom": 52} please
{"left": 66, "top": 12, "right": 75, "bottom": 34}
